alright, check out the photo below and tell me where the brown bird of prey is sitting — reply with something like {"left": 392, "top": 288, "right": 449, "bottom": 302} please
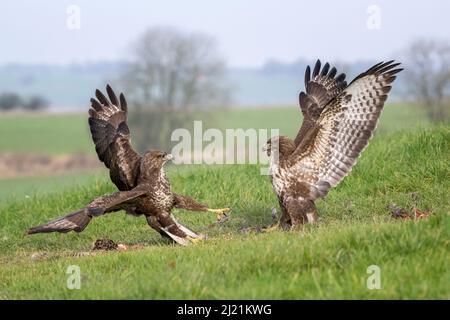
{"left": 27, "top": 85, "right": 230, "bottom": 245}
{"left": 263, "top": 60, "right": 402, "bottom": 230}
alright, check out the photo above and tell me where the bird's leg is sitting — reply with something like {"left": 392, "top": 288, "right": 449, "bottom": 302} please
{"left": 286, "top": 198, "right": 318, "bottom": 229}
{"left": 262, "top": 208, "right": 281, "bottom": 232}
{"left": 301, "top": 200, "right": 318, "bottom": 224}
{"left": 147, "top": 214, "right": 189, "bottom": 246}
{"left": 263, "top": 197, "right": 318, "bottom": 232}
{"left": 173, "top": 194, "right": 230, "bottom": 222}
{"left": 162, "top": 225, "right": 190, "bottom": 246}
{"left": 146, "top": 215, "right": 172, "bottom": 240}
{"left": 147, "top": 212, "right": 206, "bottom": 246}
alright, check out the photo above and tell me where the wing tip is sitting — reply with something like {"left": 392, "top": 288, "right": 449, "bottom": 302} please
{"left": 106, "top": 84, "right": 119, "bottom": 106}
{"left": 321, "top": 62, "right": 330, "bottom": 76}
{"left": 307, "top": 59, "right": 347, "bottom": 83}
{"left": 304, "top": 65, "right": 311, "bottom": 86}
{"left": 119, "top": 92, "right": 128, "bottom": 113}
{"left": 313, "top": 59, "right": 321, "bottom": 77}
{"left": 350, "top": 60, "right": 402, "bottom": 85}
{"left": 371, "top": 60, "right": 403, "bottom": 75}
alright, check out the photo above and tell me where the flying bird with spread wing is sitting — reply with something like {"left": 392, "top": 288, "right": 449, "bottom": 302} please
{"left": 263, "top": 60, "right": 402, "bottom": 230}
{"left": 27, "top": 85, "right": 230, "bottom": 245}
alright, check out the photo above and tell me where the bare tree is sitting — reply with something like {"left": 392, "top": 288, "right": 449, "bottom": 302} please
{"left": 119, "top": 27, "right": 230, "bottom": 151}
{"left": 24, "top": 95, "right": 49, "bottom": 111}
{"left": 0, "top": 93, "right": 49, "bottom": 112}
{"left": 402, "top": 39, "right": 450, "bottom": 123}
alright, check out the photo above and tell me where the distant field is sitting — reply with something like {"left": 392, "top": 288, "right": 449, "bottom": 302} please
{"left": 0, "top": 103, "right": 432, "bottom": 202}
{"left": 0, "top": 172, "right": 106, "bottom": 203}
{"left": 0, "top": 103, "right": 429, "bottom": 155}
{"left": 0, "top": 113, "right": 92, "bottom": 155}
{"left": 0, "top": 126, "right": 448, "bottom": 299}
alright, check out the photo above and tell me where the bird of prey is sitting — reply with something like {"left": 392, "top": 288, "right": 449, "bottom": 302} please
{"left": 263, "top": 60, "right": 402, "bottom": 230}
{"left": 27, "top": 85, "right": 230, "bottom": 245}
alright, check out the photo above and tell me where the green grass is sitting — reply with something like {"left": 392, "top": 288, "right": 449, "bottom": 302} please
{"left": 0, "top": 172, "right": 107, "bottom": 203}
{"left": 0, "top": 113, "right": 93, "bottom": 155}
{"left": 0, "top": 103, "right": 429, "bottom": 155}
{"left": 0, "top": 126, "right": 448, "bottom": 299}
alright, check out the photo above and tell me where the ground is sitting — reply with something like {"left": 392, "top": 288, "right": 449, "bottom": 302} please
{"left": 0, "top": 105, "right": 448, "bottom": 299}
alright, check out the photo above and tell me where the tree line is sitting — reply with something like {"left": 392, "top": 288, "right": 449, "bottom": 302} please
{"left": 0, "top": 93, "right": 48, "bottom": 111}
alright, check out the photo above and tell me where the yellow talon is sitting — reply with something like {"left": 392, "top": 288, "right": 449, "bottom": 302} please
{"left": 186, "top": 236, "right": 203, "bottom": 244}
{"left": 207, "top": 208, "right": 230, "bottom": 221}
{"left": 262, "top": 221, "right": 280, "bottom": 232}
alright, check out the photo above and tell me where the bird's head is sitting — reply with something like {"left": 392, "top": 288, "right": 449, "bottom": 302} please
{"left": 142, "top": 150, "right": 174, "bottom": 170}
{"left": 263, "top": 136, "right": 296, "bottom": 159}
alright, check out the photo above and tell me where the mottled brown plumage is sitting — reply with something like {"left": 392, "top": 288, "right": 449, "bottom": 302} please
{"left": 27, "top": 85, "right": 229, "bottom": 245}
{"left": 264, "top": 60, "right": 403, "bottom": 229}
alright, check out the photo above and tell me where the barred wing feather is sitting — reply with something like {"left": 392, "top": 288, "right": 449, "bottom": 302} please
{"left": 290, "top": 61, "right": 403, "bottom": 199}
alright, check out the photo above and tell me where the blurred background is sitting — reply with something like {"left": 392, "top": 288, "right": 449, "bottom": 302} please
{"left": 0, "top": 0, "right": 449, "bottom": 201}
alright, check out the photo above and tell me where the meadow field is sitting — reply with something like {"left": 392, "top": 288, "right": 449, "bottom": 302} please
{"left": 0, "top": 104, "right": 448, "bottom": 299}
{"left": 0, "top": 103, "right": 429, "bottom": 155}
{"left": 0, "top": 103, "right": 429, "bottom": 202}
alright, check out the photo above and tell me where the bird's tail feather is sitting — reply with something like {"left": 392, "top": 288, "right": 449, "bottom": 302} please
{"left": 27, "top": 209, "right": 92, "bottom": 235}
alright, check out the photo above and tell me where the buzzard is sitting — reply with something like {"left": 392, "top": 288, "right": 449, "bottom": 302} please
{"left": 27, "top": 85, "right": 230, "bottom": 245}
{"left": 263, "top": 60, "right": 402, "bottom": 230}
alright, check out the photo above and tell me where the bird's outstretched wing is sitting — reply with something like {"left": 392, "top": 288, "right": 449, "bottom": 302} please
{"left": 289, "top": 61, "right": 403, "bottom": 199}
{"left": 27, "top": 188, "right": 147, "bottom": 235}
{"left": 294, "top": 60, "right": 347, "bottom": 148}
{"left": 89, "top": 85, "right": 142, "bottom": 190}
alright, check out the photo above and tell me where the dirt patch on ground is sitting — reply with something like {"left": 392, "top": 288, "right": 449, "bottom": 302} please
{"left": 0, "top": 153, "right": 101, "bottom": 178}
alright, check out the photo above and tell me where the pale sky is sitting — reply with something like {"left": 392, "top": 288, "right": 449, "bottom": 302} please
{"left": 1, "top": 0, "right": 449, "bottom": 67}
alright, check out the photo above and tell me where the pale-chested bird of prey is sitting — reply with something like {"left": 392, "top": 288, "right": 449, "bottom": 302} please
{"left": 263, "top": 60, "right": 402, "bottom": 230}
{"left": 27, "top": 85, "right": 230, "bottom": 245}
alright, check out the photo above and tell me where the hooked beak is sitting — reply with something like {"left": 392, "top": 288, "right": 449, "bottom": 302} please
{"left": 164, "top": 153, "right": 174, "bottom": 161}
{"left": 262, "top": 144, "right": 272, "bottom": 156}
